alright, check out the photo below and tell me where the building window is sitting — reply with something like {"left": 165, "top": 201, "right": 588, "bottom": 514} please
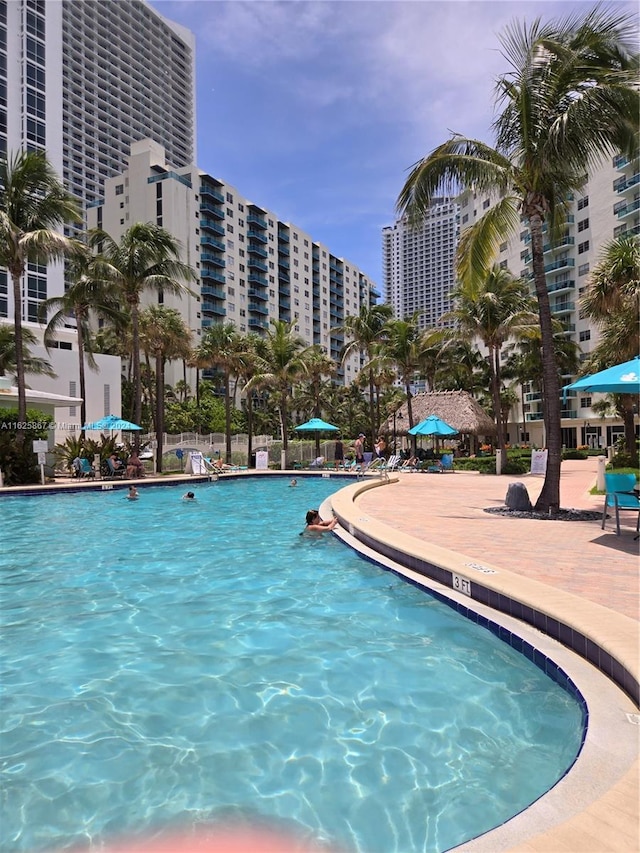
{"left": 578, "top": 263, "right": 589, "bottom": 276}
{"left": 580, "top": 397, "right": 592, "bottom": 409}
{"left": 579, "top": 330, "right": 591, "bottom": 342}
{"left": 115, "top": 184, "right": 124, "bottom": 195}
{"left": 578, "top": 240, "right": 589, "bottom": 254}
{"left": 226, "top": 192, "right": 233, "bottom": 203}
{"left": 577, "top": 196, "right": 589, "bottom": 210}
{"left": 578, "top": 218, "right": 589, "bottom": 232}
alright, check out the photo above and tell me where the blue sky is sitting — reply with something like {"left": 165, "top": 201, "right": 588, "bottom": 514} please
{"left": 150, "top": 0, "right": 636, "bottom": 287}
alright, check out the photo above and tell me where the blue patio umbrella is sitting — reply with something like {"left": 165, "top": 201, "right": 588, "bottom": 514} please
{"left": 408, "top": 415, "right": 458, "bottom": 437}
{"left": 563, "top": 356, "right": 640, "bottom": 395}
{"left": 294, "top": 417, "right": 339, "bottom": 458}
{"left": 82, "top": 414, "right": 142, "bottom": 432}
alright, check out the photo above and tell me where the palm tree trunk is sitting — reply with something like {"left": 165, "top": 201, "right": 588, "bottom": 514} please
{"left": 247, "top": 392, "right": 254, "bottom": 467}
{"left": 368, "top": 366, "right": 376, "bottom": 447}
{"left": 491, "top": 346, "right": 505, "bottom": 452}
{"left": 529, "top": 214, "right": 562, "bottom": 513}
{"left": 620, "top": 394, "right": 639, "bottom": 466}
{"left": 130, "top": 302, "right": 142, "bottom": 450}
{"left": 11, "top": 270, "right": 27, "bottom": 447}
{"left": 156, "top": 352, "right": 164, "bottom": 473}
{"left": 225, "top": 373, "right": 232, "bottom": 463}
{"left": 76, "top": 318, "right": 88, "bottom": 440}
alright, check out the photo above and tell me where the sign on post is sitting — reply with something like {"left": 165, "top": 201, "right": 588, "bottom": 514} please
{"left": 530, "top": 450, "right": 548, "bottom": 475}
{"left": 33, "top": 441, "right": 48, "bottom": 485}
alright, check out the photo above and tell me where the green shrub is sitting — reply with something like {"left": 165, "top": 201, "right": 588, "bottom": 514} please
{"left": 562, "top": 449, "right": 588, "bottom": 460}
{"left": 610, "top": 451, "right": 637, "bottom": 469}
{"left": 502, "top": 458, "right": 531, "bottom": 474}
{"left": 0, "top": 408, "right": 54, "bottom": 485}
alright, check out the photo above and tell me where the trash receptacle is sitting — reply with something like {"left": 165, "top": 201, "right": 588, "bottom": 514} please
{"left": 250, "top": 452, "right": 256, "bottom": 469}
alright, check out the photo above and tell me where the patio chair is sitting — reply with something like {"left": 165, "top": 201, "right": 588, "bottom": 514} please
{"left": 601, "top": 473, "right": 640, "bottom": 535}
{"left": 73, "top": 457, "right": 95, "bottom": 478}
{"left": 423, "top": 453, "right": 454, "bottom": 474}
{"left": 104, "top": 457, "right": 126, "bottom": 479}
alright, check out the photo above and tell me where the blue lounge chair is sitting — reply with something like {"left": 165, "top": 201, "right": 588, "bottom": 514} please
{"left": 73, "top": 457, "right": 95, "bottom": 478}
{"left": 601, "top": 473, "right": 640, "bottom": 535}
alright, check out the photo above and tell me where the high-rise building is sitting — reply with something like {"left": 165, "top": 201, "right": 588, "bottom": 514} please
{"left": 0, "top": 0, "right": 196, "bottom": 322}
{"left": 459, "top": 151, "right": 639, "bottom": 449}
{"left": 382, "top": 197, "right": 459, "bottom": 330}
{"left": 88, "top": 140, "right": 380, "bottom": 388}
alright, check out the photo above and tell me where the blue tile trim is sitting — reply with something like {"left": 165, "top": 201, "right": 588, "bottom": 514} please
{"left": 346, "top": 525, "right": 638, "bottom": 709}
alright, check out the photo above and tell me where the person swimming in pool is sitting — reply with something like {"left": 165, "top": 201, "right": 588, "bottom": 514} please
{"left": 127, "top": 485, "right": 139, "bottom": 500}
{"left": 182, "top": 491, "right": 196, "bottom": 500}
{"left": 304, "top": 509, "right": 338, "bottom": 533}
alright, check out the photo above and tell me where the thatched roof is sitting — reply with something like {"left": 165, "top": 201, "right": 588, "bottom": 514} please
{"left": 383, "top": 391, "right": 496, "bottom": 436}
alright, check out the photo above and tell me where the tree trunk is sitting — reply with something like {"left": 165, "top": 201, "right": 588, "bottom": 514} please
{"left": 529, "top": 214, "right": 562, "bottom": 513}
{"left": 491, "top": 346, "right": 505, "bottom": 453}
{"left": 11, "top": 270, "right": 27, "bottom": 447}
{"left": 246, "top": 391, "right": 254, "bottom": 467}
{"left": 368, "top": 366, "right": 376, "bottom": 448}
{"left": 406, "top": 381, "right": 415, "bottom": 455}
{"left": 620, "top": 394, "right": 639, "bottom": 466}
{"left": 130, "top": 301, "right": 142, "bottom": 451}
{"left": 225, "top": 373, "right": 232, "bottom": 463}
{"left": 156, "top": 352, "right": 164, "bottom": 473}
{"left": 76, "top": 315, "right": 88, "bottom": 440}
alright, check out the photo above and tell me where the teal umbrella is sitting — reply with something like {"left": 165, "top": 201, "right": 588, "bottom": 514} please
{"left": 295, "top": 418, "right": 339, "bottom": 458}
{"left": 408, "top": 415, "right": 458, "bottom": 436}
{"left": 563, "top": 357, "right": 640, "bottom": 394}
{"left": 82, "top": 414, "right": 142, "bottom": 432}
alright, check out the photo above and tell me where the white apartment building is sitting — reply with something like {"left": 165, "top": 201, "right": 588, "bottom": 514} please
{"left": 0, "top": 0, "right": 194, "bottom": 431}
{"left": 382, "top": 197, "right": 459, "bottom": 331}
{"left": 88, "top": 140, "right": 380, "bottom": 389}
{"left": 1, "top": 0, "right": 195, "bottom": 323}
{"left": 458, "top": 151, "right": 639, "bottom": 449}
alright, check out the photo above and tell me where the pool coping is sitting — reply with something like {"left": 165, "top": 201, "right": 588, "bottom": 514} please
{"left": 329, "top": 477, "right": 640, "bottom": 853}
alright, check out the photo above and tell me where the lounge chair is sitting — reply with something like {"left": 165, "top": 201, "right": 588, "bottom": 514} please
{"left": 105, "top": 457, "right": 126, "bottom": 478}
{"left": 73, "top": 457, "right": 95, "bottom": 478}
{"left": 424, "top": 453, "right": 455, "bottom": 473}
{"left": 601, "top": 473, "right": 640, "bottom": 535}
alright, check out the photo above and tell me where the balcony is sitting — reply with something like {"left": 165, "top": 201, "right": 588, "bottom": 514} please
{"left": 200, "top": 219, "right": 225, "bottom": 236}
{"left": 201, "top": 268, "right": 225, "bottom": 284}
{"left": 278, "top": 258, "right": 290, "bottom": 269}
{"left": 278, "top": 296, "right": 291, "bottom": 309}
{"left": 248, "top": 272, "right": 268, "bottom": 286}
{"left": 278, "top": 230, "right": 290, "bottom": 243}
{"left": 247, "top": 243, "right": 268, "bottom": 257}
{"left": 247, "top": 230, "right": 268, "bottom": 243}
{"left": 616, "top": 198, "right": 640, "bottom": 219}
{"left": 278, "top": 269, "right": 290, "bottom": 282}
{"left": 249, "top": 302, "right": 269, "bottom": 315}
{"left": 551, "top": 301, "right": 575, "bottom": 314}
{"left": 200, "top": 253, "right": 225, "bottom": 268}
{"left": 525, "top": 412, "right": 544, "bottom": 422}
{"left": 544, "top": 257, "right": 575, "bottom": 273}
{"left": 543, "top": 236, "right": 574, "bottom": 254}
{"left": 524, "top": 391, "right": 542, "bottom": 403}
{"left": 201, "top": 236, "right": 225, "bottom": 252}
{"left": 547, "top": 279, "right": 575, "bottom": 294}
{"left": 248, "top": 258, "right": 268, "bottom": 272}
{"left": 200, "top": 202, "right": 224, "bottom": 219}
{"left": 201, "top": 302, "right": 226, "bottom": 316}
{"left": 199, "top": 185, "right": 224, "bottom": 203}
{"left": 247, "top": 213, "right": 267, "bottom": 229}
{"left": 201, "top": 285, "right": 225, "bottom": 299}
{"left": 278, "top": 244, "right": 290, "bottom": 256}
{"left": 248, "top": 317, "right": 268, "bottom": 330}
{"left": 248, "top": 288, "right": 268, "bottom": 301}
{"left": 561, "top": 410, "right": 577, "bottom": 419}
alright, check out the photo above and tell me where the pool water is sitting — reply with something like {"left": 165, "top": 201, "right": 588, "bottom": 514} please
{"left": 0, "top": 477, "right": 584, "bottom": 853}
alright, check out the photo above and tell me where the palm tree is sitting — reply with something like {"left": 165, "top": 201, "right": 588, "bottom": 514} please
{"left": 338, "top": 303, "right": 393, "bottom": 446}
{"left": 440, "top": 266, "right": 537, "bottom": 452}
{"left": 378, "top": 314, "right": 428, "bottom": 445}
{"left": 193, "top": 322, "right": 242, "bottom": 463}
{"left": 0, "top": 324, "right": 55, "bottom": 380}
{"left": 39, "top": 248, "right": 125, "bottom": 436}
{"left": 235, "top": 333, "right": 268, "bottom": 467}
{"left": 90, "top": 222, "right": 197, "bottom": 441}
{"left": 397, "top": 6, "right": 639, "bottom": 511}
{"left": 0, "top": 150, "right": 81, "bottom": 440}
{"left": 245, "top": 319, "right": 308, "bottom": 468}
{"left": 139, "top": 306, "right": 192, "bottom": 472}
{"left": 580, "top": 234, "right": 640, "bottom": 463}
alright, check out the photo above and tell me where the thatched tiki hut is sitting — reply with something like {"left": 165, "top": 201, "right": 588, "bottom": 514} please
{"left": 382, "top": 390, "right": 496, "bottom": 454}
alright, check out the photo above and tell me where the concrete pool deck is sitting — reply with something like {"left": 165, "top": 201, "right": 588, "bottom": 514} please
{"left": 330, "top": 458, "right": 639, "bottom": 853}
{"left": 2, "top": 460, "right": 638, "bottom": 852}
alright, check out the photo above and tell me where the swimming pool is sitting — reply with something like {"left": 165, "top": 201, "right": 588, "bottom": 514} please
{"left": 0, "top": 477, "right": 585, "bottom": 853}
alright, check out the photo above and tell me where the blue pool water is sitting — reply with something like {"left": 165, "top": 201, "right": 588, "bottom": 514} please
{"left": 0, "top": 477, "right": 584, "bottom": 853}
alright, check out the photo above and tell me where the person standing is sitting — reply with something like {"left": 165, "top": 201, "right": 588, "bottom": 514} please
{"left": 334, "top": 438, "right": 344, "bottom": 467}
{"left": 354, "top": 433, "right": 365, "bottom": 465}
